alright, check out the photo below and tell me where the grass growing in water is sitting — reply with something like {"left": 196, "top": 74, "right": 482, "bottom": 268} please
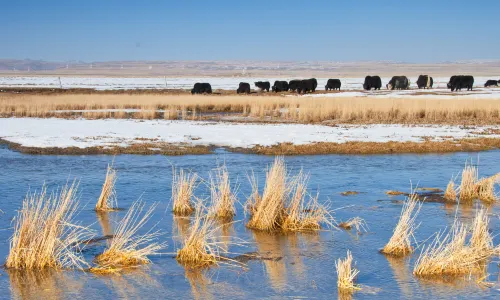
{"left": 381, "top": 192, "right": 421, "bottom": 256}
{"left": 172, "top": 168, "right": 198, "bottom": 216}
{"left": 91, "top": 201, "right": 165, "bottom": 274}
{"left": 96, "top": 163, "right": 118, "bottom": 211}
{"left": 6, "top": 181, "right": 92, "bottom": 270}
{"left": 335, "top": 250, "right": 360, "bottom": 292}
{"left": 208, "top": 164, "right": 237, "bottom": 221}
{"left": 339, "top": 217, "right": 368, "bottom": 232}
{"left": 176, "top": 204, "right": 219, "bottom": 268}
{"left": 459, "top": 163, "right": 478, "bottom": 203}
{"left": 413, "top": 208, "right": 496, "bottom": 278}
{"left": 444, "top": 179, "right": 457, "bottom": 202}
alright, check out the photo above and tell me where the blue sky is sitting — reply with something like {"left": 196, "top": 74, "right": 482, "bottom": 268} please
{"left": 2, "top": 0, "right": 499, "bottom": 62}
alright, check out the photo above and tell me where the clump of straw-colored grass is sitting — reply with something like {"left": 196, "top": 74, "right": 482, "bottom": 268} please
{"left": 474, "top": 173, "right": 499, "bottom": 203}
{"left": 246, "top": 157, "right": 287, "bottom": 231}
{"left": 339, "top": 217, "right": 368, "bottom": 232}
{"left": 444, "top": 179, "right": 457, "bottom": 202}
{"left": 381, "top": 192, "right": 421, "bottom": 256}
{"left": 208, "top": 165, "right": 236, "bottom": 221}
{"left": 176, "top": 205, "right": 218, "bottom": 268}
{"left": 413, "top": 208, "right": 496, "bottom": 278}
{"left": 335, "top": 250, "right": 360, "bottom": 292}
{"left": 96, "top": 163, "right": 118, "bottom": 211}
{"left": 91, "top": 201, "right": 165, "bottom": 274}
{"left": 172, "top": 168, "right": 198, "bottom": 216}
{"left": 6, "top": 181, "right": 92, "bottom": 270}
{"left": 281, "top": 170, "right": 333, "bottom": 232}
{"left": 459, "top": 163, "right": 478, "bottom": 203}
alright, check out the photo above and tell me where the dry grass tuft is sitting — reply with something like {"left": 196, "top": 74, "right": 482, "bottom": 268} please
{"left": 172, "top": 168, "right": 198, "bottom": 216}
{"left": 459, "top": 163, "right": 479, "bottom": 203}
{"left": 386, "top": 190, "right": 406, "bottom": 196}
{"left": 208, "top": 164, "right": 236, "bottom": 221}
{"left": 339, "top": 217, "right": 368, "bottom": 232}
{"left": 6, "top": 181, "right": 92, "bottom": 270}
{"left": 176, "top": 205, "right": 218, "bottom": 268}
{"left": 444, "top": 179, "right": 457, "bottom": 202}
{"left": 96, "top": 163, "right": 118, "bottom": 211}
{"left": 282, "top": 170, "right": 333, "bottom": 232}
{"left": 91, "top": 201, "right": 165, "bottom": 274}
{"left": 474, "top": 173, "right": 499, "bottom": 203}
{"left": 335, "top": 250, "right": 361, "bottom": 292}
{"left": 381, "top": 192, "right": 421, "bottom": 256}
{"left": 246, "top": 157, "right": 288, "bottom": 231}
{"left": 413, "top": 208, "right": 495, "bottom": 278}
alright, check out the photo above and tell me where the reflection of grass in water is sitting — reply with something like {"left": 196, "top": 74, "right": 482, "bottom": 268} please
{"left": 8, "top": 269, "right": 84, "bottom": 300}
{"left": 185, "top": 268, "right": 213, "bottom": 300}
{"left": 385, "top": 256, "right": 413, "bottom": 298}
{"left": 218, "top": 221, "right": 234, "bottom": 254}
{"left": 173, "top": 215, "right": 191, "bottom": 243}
{"left": 285, "top": 233, "right": 306, "bottom": 279}
{"left": 252, "top": 231, "right": 287, "bottom": 291}
{"left": 98, "top": 267, "right": 162, "bottom": 299}
{"left": 96, "top": 211, "right": 114, "bottom": 236}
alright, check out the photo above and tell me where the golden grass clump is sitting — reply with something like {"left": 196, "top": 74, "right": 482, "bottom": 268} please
{"left": 381, "top": 193, "right": 421, "bottom": 256}
{"left": 176, "top": 205, "right": 218, "bottom": 268}
{"left": 208, "top": 165, "right": 236, "bottom": 221}
{"left": 444, "top": 179, "right": 457, "bottom": 202}
{"left": 91, "top": 201, "right": 165, "bottom": 273}
{"left": 172, "top": 168, "right": 198, "bottom": 216}
{"left": 335, "top": 250, "right": 360, "bottom": 292}
{"left": 246, "top": 157, "right": 287, "bottom": 231}
{"left": 339, "top": 217, "right": 368, "bottom": 232}
{"left": 6, "top": 181, "right": 92, "bottom": 270}
{"left": 474, "top": 173, "right": 499, "bottom": 203}
{"left": 459, "top": 163, "right": 478, "bottom": 203}
{"left": 413, "top": 208, "right": 496, "bottom": 278}
{"left": 386, "top": 190, "right": 406, "bottom": 196}
{"left": 281, "top": 170, "right": 332, "bottom": 232}
{"left": 96, "top": 163, "right": 118, "bottom": 211}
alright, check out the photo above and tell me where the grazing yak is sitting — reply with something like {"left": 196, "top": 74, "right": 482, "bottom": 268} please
{"left": 363, "top": 76, "right": 382, "bottom": 90}
{"left": 447, "top": 75, "right": 474, "bottom": 91}
{"left": 387, "top": 76, "right": 410, "bottom": 90}
{"left": 416, "top": 75, "right": 433, "bottom": 89}
{"left": 288, "top": 80, "right": 302, "bottom": 92}
{"left": 484, "top": 80, "right": 499, "bottom": 87}
{"left": 191, "top": 82, "right": 212, "bottom": 94}
{"left": 325, "top": 79, "right": 341, "bottom": 91}
{"left": 297, "top": 78, "right": 317, "bottom": 94}
{"left": 272, "top": 80, "right": 289, "bottom": 92}
{"left": 237, "top": 82, "right": 251, "bottom": 94}
{"left": 254, "top": 81, "right": 270, "bottom": 92}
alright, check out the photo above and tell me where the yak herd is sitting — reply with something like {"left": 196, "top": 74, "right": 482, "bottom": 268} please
{"left": 190, "top": 75, "right": 499, "bottom": 94}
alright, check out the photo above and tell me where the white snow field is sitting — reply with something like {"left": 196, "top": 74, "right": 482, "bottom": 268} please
{"left": 1, "top": 118, "right": 499, "bottom": 149}
{"left": 0, "top": 76, "right": 499, "bottom": 96}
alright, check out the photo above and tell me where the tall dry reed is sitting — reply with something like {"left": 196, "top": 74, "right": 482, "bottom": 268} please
{"left": 96, "top": 163, "right": 118, "bottom": 211}
{"left": 6, "top": 181, "right": 92, "bottom": 270}
{"left": 208, "top": 165, "right": 236, "bottom": 220}
{"left": 335, "top": 250, "right": 360, "bottom": 292}
{"left": 381, "top": 193, "right": 421, "bottom": 256}
{"left": 92, "top": 201, "right": 165, "bottom": 273}
{"left": 459, "top": 163, "right": 478, "bottom": 203}
{"left": 172, "top": 168, "right": 198, "bottom": 216}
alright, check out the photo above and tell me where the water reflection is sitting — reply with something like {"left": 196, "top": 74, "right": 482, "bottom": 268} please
{"left": 96, "top": 267, "right": 163, "bottom": 299}
{"left": 251, "top": 231, "right": 288, "bottom": 291}
{"left": 96, "top": 211, "right": 114, "bottom": 236}
{"left": 184, "top": 268, "right": 213, "bottom": 300}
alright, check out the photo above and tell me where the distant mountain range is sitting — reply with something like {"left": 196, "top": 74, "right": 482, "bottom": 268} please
{"left": 1, "top": 59, "right": 499, "bottom": 77}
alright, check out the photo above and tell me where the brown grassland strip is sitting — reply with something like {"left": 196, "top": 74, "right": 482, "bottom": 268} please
{"left": 2, "top": 93, "right": 500, "bottom": 125}
{"left": 3, "top": 137, "right": 500, "bottom": 155}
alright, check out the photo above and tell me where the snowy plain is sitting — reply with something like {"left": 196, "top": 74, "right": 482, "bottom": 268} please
{"left": 1, "top": 118, "right": 499, "bottom": 149}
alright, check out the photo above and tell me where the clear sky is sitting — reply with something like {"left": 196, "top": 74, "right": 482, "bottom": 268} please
{"left": 2, "top": 0, "right": 499, "bottom": 62}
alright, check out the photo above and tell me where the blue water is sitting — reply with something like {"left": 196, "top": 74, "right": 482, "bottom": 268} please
{"left": 0, "top": 147, "right": 499, "bottom": 299}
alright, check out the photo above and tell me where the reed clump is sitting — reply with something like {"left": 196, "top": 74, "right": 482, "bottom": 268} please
{"left": 172, "top": 168, "right": 198, "bottom": 216}
{"left": 208, "top": 165, "right": 236, "bottom": 221}
{"left": 91, "top": 201, "right": 165, "bottom": 274}
{"left": 176, "top": 205, "right": 218, "bottom": 268}
{"left": 6, "top": 181, "right": 92, "bottom": 270}
{"left": 335, "top": 250, "right": 361, "bottom": 292}
{"left": 413, "top": 208, "right": 496, "bottom": 278}
{"left": 339, "top": 217, "right": 368, "bottom": 232}
{"left": 246, "top": 157, "right": 288, "bottom": 231}
{"left": 459, "top": 163, "right": 478, "bottom": 203}
{"left": 474, "top": 174, "right": 499, "bottom": 203}
{"left": 281, "top": 171, "right": 333, "bottom": 232}
{"left": 444, "top": 179, "right": 457, "bottom": 202}
{"left": 246, "top": 157, "right": 332, "bottom": 232}
{"left": 95, "top": 163, "right": 118, "bottom": 211}
{"left": 381, "top": 193, "right": 421, "bottom": 256}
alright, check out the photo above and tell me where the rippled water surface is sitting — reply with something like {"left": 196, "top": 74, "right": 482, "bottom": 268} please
{"left": 0, "top": 147, "right": 499, "bottom": 299}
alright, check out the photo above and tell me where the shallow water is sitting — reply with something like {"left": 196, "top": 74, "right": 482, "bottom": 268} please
{"left": 0, "top": 147, "right": 499, "bottom": 299}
